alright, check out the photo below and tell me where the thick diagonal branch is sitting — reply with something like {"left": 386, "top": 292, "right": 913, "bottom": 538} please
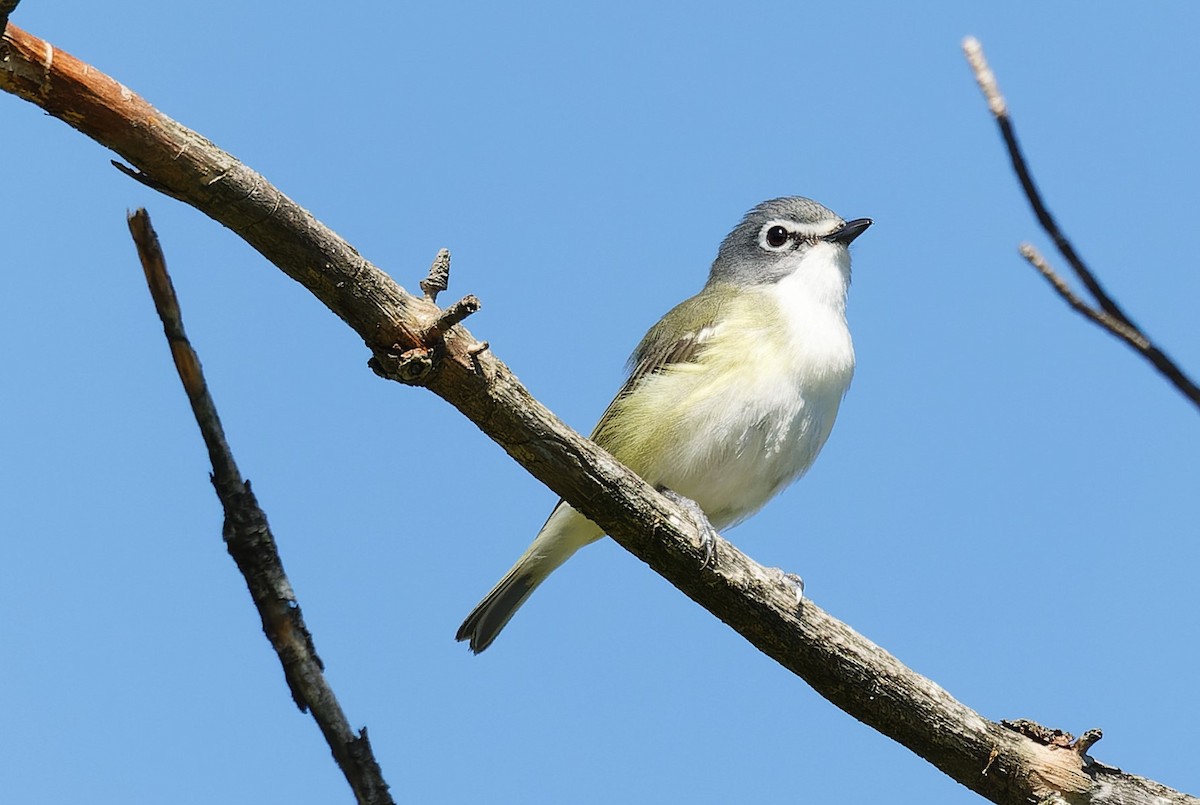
{"left": 4, "top": 22, "right": 1194, "bottom": 805}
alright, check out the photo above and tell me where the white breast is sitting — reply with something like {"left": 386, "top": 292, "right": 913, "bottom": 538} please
{"left": 646, "top": 242, "right": 855, "bottom": 528}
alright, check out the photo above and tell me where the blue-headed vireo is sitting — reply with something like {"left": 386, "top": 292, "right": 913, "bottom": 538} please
{"left": 457, "top": 196, "right": 871, "bottom": 653}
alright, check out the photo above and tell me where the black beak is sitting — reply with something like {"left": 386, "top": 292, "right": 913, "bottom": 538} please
{"left": 823, "top": 218, "right": 872, "bottom": 245}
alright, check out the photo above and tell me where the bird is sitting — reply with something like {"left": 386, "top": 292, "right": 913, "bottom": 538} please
{"left": 456, "top": 196, "right": 871, "bottom": 653}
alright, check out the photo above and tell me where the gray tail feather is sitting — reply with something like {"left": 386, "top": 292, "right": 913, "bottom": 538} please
{"left": 457, "top": 503, "right": 600, "bottom": 653}
{"left": 455, "top": 564, "right": 544, "bottom": 653}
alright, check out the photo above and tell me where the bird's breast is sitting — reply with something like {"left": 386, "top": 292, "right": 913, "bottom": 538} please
{"left": 615, "top": 285, "right": 854, "bottom": 529}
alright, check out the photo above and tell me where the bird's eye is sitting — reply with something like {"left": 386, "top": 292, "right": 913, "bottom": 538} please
{"left": 765, "top": 225, "right": 790, "bottom": 248}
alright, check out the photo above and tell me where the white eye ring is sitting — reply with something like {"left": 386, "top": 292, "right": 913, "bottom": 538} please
{"left": 760, "top": 223, "right": 792, "bottom": 250}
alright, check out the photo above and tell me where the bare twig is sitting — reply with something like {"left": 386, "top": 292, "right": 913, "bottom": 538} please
{"left": 5, "top": 23, "right": 1196, "bottom": 804}
{"left": 420, "top": 248, "right": 451, "bottom": 302}
{"left": 425, "top": 293, "right": 481, "bottom": 341}
{"left": 1020, "top": 244, "right": 1149, "bottom": 351}
{"left": 963, "top": 36, "right": 1200, "bottom": 411}
{"left": 127, "top": 208, "right": 395, "bottom": 805}
{"left": 1075, "top": 729, "right": 1104, "bottom": 757}
{"left": 417, "top": 250, "right": 480, "bottom": 340}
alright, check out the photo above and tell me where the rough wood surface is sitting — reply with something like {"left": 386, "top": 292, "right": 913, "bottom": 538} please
{"left": 129, "top": 209, "right": 394, "bottom": 805}
{"left": 3, "top": 21, "right": 1194, "bottom": 805}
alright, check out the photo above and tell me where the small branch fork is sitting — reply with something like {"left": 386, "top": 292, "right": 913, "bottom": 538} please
{"left": 6, "top": 22, "right": 1197, "bottom": 804}
{"left": 369, "top": 248, "right": 485, "bottom": 385}
{"left": 126, "top": 209, "right": 395, "bottom": 805}
{"left": 963, "top": 36, "right": 1200, "bottom": 412}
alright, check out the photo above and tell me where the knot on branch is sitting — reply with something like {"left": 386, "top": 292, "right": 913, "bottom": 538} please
{"left": 369, "top": 345, "right": 437, "bottom": 386}
{"left": 368, "top": 249, "right": 486, "bottom": 385}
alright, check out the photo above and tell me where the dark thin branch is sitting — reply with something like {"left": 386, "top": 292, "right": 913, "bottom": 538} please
{"left": 961, "top": 37, "right": 1129, "bottom": 324}
{"left": 1020, "top": 244, "right": 1149, "bottom": 352}
{"left": 5, "top": 23, "right": 1196, "bottom": 805}
{"left": 126, "top": 208, "right": 395, "bottom": 805}
{"left": 963, "top": 36, "right": 1200, "bottom": 412}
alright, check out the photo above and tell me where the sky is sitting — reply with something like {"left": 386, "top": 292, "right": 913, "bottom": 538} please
{"left": 4, "top": 3, "right": 1198, "bottom": 803}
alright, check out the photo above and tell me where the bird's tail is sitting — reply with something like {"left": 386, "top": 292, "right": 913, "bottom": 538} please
{"left": 456, "top": 503, "right": 602, "bottom": 653}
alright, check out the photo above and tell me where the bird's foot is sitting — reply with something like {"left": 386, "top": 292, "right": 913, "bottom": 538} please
{"left": 659, "top": 488, "right": 719, "bottom": 568}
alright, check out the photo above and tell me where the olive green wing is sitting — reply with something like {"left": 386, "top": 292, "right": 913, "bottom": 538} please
{"left": 589, "top": 287, "right": 726, "bottom": 444}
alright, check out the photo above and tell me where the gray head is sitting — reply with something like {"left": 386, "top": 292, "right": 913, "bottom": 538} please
{"left": 708, "top": 196, "right": 871, "bottom": 286}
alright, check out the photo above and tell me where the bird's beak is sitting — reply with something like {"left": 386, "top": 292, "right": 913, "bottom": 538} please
{"left": 823, "top": 218, "right": 872, "bottom": 245}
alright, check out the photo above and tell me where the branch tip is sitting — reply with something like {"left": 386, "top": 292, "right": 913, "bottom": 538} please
{"left": 424, "top": 293, "right": 481, "bottom": 342}
{"left": 1073, "top": 729, "right": 1103, "bottom": 756}
{"left": 962, "top": 36, "right": 1007, "bottom": 118}
{"left": 1020, "top": 244, "right": 1152, "bottom": 351}
{"left": 420, "top": 248, "right": 451, "bottom": 302}
{"left": 1019, "top": 243, "right": 1075, "bottom": 298}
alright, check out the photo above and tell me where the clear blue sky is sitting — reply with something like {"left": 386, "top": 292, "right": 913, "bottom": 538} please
{"left": 4, "top": 3, "right": 1198, "bottom": 803}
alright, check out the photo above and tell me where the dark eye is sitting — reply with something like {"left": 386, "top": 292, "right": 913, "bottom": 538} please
{"left": 765, "top": 225, "right": 790, "bottom": 248}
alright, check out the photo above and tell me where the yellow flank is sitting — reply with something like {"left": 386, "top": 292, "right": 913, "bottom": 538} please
{"left": 590, "top": 271, "right": 853, "bottom": 531}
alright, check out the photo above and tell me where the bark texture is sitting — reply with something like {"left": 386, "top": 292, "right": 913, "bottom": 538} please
{"left": 3, "top": 22, "right": 1194, "bottom": 805}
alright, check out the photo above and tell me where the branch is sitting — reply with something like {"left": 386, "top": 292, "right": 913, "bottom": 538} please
{"left": 126, "top": 208, "right": 395, "bottom": 805}
{"left": 4, "top": 23, "right": 1195, "bottom": 805}
{"left": 963, "top": 36, "right": 1200, "bottom": 412}
{"left": 1020, "top": 244, "right": 1150, "bottom": 352}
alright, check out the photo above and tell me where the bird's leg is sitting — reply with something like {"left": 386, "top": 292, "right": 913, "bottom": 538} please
{"left": 658, "top": 488, "right": 719, "bottom": 568}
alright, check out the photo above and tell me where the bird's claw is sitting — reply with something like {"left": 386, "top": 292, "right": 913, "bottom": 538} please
{"left": 660, "top": 488, "right": 720, "bottom": 568}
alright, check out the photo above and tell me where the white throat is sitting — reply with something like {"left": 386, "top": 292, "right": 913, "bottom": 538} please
{"left": 773, "top": 240, "right": 852, "bottom": 315}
